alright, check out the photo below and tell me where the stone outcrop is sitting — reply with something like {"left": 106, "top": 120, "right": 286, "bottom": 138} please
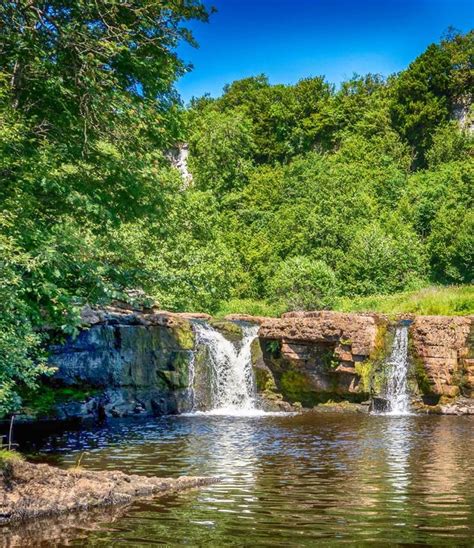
{"left": 255, "top": 311, "right": 387, "bottom": 406}
{"left": 254, "top": 311, "right": 474, "bottom": 411}
{"left": 21, "top": 304, "right": 473, "bottom": 420}
{"left": 0, "top": 458, "right": 215, "bottom": 526}
{"left": 411, "top": 315, "right": 473, "bottom": 400}
{"left": 45, "top": 306, "right": 196, "bottom": 420}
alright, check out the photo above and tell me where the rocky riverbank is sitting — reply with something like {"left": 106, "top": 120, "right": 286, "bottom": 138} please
{"left": 0, "top": 458, "right": 216, "bottom": 527}
{"left": 3, "top": 304, "right": 472, "bottom": 424}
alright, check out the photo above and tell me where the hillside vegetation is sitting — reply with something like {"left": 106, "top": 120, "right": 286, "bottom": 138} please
{"left": 0, "top": 1, "right": 472, "bottom": 414}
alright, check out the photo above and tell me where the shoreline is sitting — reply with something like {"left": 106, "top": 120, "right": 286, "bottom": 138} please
{"left": 0, "top": 459, "right": 217, "bottom": 527}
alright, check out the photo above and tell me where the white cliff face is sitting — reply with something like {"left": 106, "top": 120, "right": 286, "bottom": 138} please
{"left": 167, "top": 143, "right": 193, "bottom": 187}
{"left": 453, "top": 97, "right": 474, "bottom": 134}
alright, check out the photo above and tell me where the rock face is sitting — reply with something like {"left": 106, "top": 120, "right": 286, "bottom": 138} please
{"left": 256, "top": 311, "right": 387, "bottom": 406}
{"left": 411, "top": 315, "right": 473, "bottom": 400}
{"left": 32, "top": 305, "right": 474, "bottom": 420}
{"left": 47, "top": 306, "right": 196, "bottom": 420}
{"left": 253, "top": 311, "right": 473, "bottom": 411}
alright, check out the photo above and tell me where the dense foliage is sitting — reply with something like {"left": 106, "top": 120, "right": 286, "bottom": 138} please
{"left": 0, "top": 5, "right": 472, "bottom": 415}
{"left": 0, "top": 0, "right": 211, "bottom": 414}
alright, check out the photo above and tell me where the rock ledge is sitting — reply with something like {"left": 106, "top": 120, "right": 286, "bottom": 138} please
{"left": 0, "top": 460, "right": 216, "bottom": 526}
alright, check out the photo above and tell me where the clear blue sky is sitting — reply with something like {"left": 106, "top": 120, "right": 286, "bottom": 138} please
{"left": 176, "top": 0, "right": 473, "bottom": 103}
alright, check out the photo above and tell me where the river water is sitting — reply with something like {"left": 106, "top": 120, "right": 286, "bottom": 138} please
{"left": 5, "top": 412, "right": 474, "bottom": 546}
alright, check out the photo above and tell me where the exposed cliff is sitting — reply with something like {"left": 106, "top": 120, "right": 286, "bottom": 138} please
{"left": 253, "top": 311, "right": 387, "bottom": 406}
{"left": 42, "top": 305, "right": 196, "bottom": 420}
{"left": 17, "top": 308, "right": 473, "bottom": 421}
{"left": 411, "top": 315, "right": 473, "bottom": 400}
{"left": 242, "top": 311, "right": 473, "bottom": 411}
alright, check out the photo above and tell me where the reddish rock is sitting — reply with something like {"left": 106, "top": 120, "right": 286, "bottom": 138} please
{"left": 259, "top": 311, "right": 382, "bottom": 365}
{"left": 176, "top": 312, "right": 213, "bottom": 321}
{"left": 224, "top": 314, "right": 269, "bottom": 325}
{"left": 411, "top": 315, "right": 473, "bottom": 398}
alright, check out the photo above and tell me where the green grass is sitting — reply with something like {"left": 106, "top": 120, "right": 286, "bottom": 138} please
{"left": 334, "top": 285, "right": 474, "bottom": 316}
{"left": 216, "top": 298, "right": 285, "bottom": 319}
{"left": 217, "top": 286, "right": 473, "bottom": 319}
{"left": 0, "top": 449, "right": 24, "bottom": 469}
{"left": 20, "top": 385, "right": 100, "bottom": 417}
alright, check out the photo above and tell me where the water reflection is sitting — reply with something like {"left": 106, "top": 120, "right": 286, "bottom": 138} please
{"left": 4, "top": 413, "right": 474, "bottom": 546}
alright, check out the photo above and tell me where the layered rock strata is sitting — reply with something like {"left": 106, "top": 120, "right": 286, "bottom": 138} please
{"left": 255, "top": 311, "right": 387, "bottom": 406}
{"left": 411, "top": 315, "right": 473, "bottom": 400}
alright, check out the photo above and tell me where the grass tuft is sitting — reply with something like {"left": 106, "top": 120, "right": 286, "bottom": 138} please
{"left": 334, "top": 285, "right": 473, "bottom": 316}
{"left": 0, "top": 449, "right": 24, "bottom": 469}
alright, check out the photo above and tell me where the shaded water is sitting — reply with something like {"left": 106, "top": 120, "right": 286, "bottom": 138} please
{"left": 5, "top": 413, "right": 474, "bottom": 546}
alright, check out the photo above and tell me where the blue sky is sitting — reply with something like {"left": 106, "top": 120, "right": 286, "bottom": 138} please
{"left": 176, "top": 0, "right": 473, "bottom": 103}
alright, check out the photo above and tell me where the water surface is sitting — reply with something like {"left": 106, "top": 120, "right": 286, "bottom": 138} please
{"left": 5, "top": 412, "right": 474, "bottom": 546}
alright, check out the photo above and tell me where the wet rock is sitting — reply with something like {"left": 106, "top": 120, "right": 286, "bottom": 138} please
{"left": 0, "top": 459, "right": 217, "bottom": 527}
{"left": 44, "top": 307, "right": 197, "bottom": 421}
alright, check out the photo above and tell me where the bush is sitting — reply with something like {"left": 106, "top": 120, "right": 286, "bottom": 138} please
{"left": 268, "top": 256, "right": 338, "bottom": 311}
{"left": 340, "top": 222, "right": 428, "bottom": 296}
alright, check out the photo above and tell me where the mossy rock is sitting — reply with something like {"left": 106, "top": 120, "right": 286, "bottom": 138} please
{"left": 254, "top": 366, "right": 277, "bottom": 393}
{"left": 19, "top": 384, "right": 100, "bottom": 418}
{"left": 209, "top": 320, "right": 243, "bottom": 344}
{"left": 279, "top": 370, "right": 322, "bottom": 407}
{"left": 250, "top": 337, "right": 263, "bottom": 366}
{"left": 171, "top": 320, "right": 195, "bottom": 350}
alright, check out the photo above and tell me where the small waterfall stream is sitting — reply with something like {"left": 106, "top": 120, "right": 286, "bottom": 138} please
{"left": 191, "top": 322, "right": 260, "bottom": 415}
{"left": 383, "top": 325, "right": 411, "bottom": 416}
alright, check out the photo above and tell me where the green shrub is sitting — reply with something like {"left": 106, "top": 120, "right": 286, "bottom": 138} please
{"left": 268, "top": 256, "right": 338, "bottom": 311}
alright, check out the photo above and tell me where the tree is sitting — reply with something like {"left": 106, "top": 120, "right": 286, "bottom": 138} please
{"left": 340, "top": 222, "right": 428, "bottom": 296}
{"left": 268, "top": 257, "right": 339, "bottom": 311}
{"left": 0, "top": 0, "right": 210, "bottom": 414}
{"left": 390, "top": 30, "right": 473, "bottom": 165}
{"left": 187, "top": 109, "right": 255, "bottom": 197}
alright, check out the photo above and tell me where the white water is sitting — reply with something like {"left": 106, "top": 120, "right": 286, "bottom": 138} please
{"left": 191, "top": 322, "right": 264, "bottom": 416}
{"left": 383, "top": 325, "right": 411, "bottom": 416}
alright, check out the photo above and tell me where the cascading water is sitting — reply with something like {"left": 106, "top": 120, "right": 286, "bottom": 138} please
{"left": 191, "top": 322, "right": 260, "bottom": 415}
{"left": 383, "top": 324, "right": 411, "bottom": 416}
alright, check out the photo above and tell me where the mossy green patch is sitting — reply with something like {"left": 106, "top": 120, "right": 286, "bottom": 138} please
{"left": 279, "top": 370, "right": 322, "bottom": 407}
{"left": 209, "top": 320, "right": 243, "bottom": 343}
{"left": 20, "top": 385, "right": 100, "bottom": 417}
{"left": 172, "top": 321, "right": 195, "bottom": 350}
{"left": 0, "top": 449, "right": 24, "bottom": 471}
{"left": 355, "top": 322, "right": 391, "bottom": 396}
{"left": 254, "top": 367, "right": 277, "bottom": 393}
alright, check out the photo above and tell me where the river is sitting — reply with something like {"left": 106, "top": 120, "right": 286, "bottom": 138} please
{"left": 4, "top": 411, "right": 474, "bottom": 546}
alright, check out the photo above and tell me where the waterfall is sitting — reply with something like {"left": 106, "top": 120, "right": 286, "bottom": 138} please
{"left": 191, "top": 322, "right": 260, "bottom": 415}
{"left": 383, "top": 325, "right": 411, "bottom": 416}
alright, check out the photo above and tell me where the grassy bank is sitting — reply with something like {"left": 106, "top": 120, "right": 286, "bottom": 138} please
{"left": 334, "top": 286, "right": 474, "bottom": 316}
{"left": 217, "top": 286, "right": 474, "bottom": 318}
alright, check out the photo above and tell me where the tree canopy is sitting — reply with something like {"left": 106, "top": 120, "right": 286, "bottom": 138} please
{"left": 0, "top": 9, "right": 472, "bottom": 415}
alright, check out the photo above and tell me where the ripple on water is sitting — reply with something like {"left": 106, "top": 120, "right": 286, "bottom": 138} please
{"left": 5, "top": 413, "right": 474, "bottom": 546}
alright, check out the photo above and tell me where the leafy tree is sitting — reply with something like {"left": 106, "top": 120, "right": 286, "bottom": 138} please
{"left": 390, "top": 30, "right": 473, "bottom": 165}
{"left": 339, "top": 222, "right": 428, "bottom": 296}
{"left": 187, "top": 109, "right": 255, "bottom": 197}
{"left": 268, "top": 256, "right": 339, "bottom": 311}
{"left": 0, "top": 0, "right": 210, "bottom": 414}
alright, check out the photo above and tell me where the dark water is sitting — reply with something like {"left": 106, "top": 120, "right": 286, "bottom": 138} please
{"left": 4, "top": 412, "right": 474, "bottom": 546}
